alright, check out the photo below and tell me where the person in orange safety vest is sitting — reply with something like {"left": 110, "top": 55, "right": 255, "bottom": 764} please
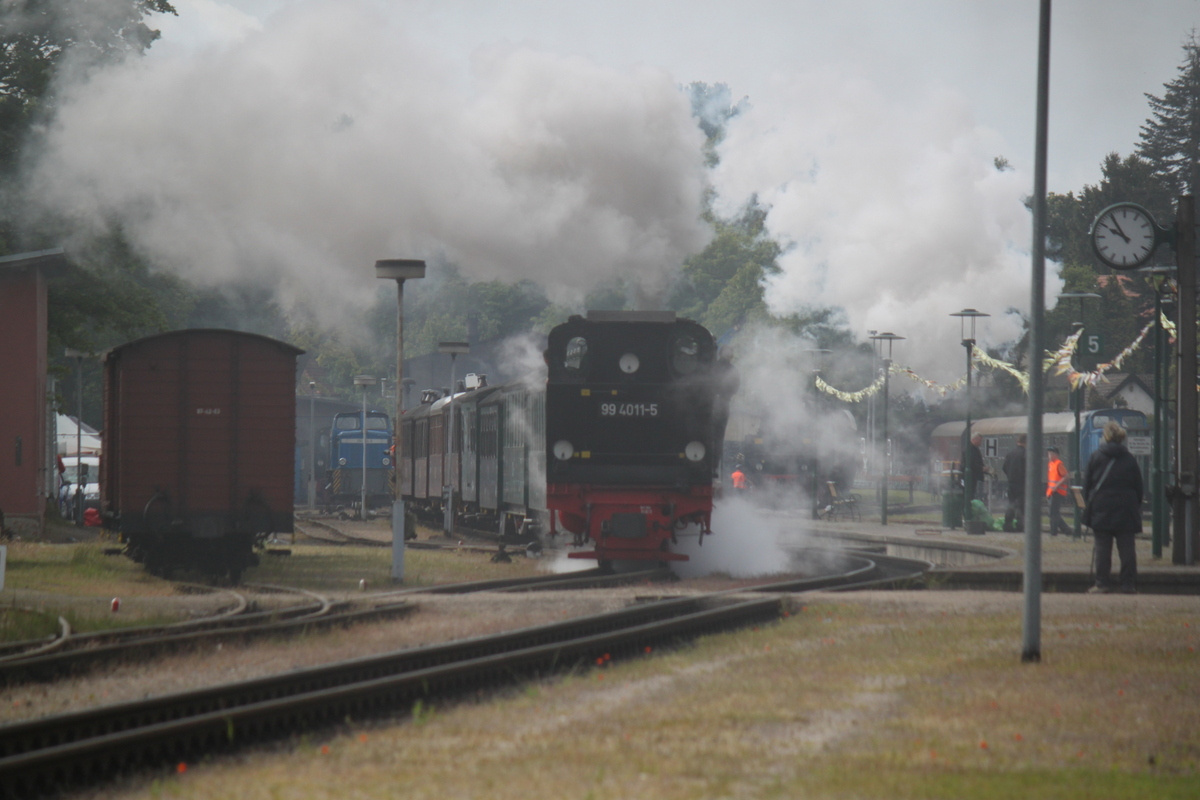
{"left": 731, "top": 466, "right": 750, "bottom": 492}
{"left": 1045, "top": 446, "right": 1073, "bottom": 536}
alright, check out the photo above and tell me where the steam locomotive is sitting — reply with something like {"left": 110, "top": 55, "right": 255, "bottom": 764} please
{"left": 397, "top": 311, "right": 728, "bottom": 567}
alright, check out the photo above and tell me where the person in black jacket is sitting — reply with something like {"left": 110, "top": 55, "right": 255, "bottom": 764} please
{"left": 1002, "top": 434, "right": 1026, "bottom": 532}
{"left": 1082, "top": 421, "right": 1143, "bottom": 594}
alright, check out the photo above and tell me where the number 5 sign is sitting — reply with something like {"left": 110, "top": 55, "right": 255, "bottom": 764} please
{"left": 1081, "top": 332, "right": 1105, "bottom": 368}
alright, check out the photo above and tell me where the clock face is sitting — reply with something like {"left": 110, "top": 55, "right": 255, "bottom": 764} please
{"left": 1092, "top": 203, "right": 1157, "bottom": 270}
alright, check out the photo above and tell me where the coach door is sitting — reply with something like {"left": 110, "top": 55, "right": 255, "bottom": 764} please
{"left": 478, "top": 404, "right": 499, "bottom": 511}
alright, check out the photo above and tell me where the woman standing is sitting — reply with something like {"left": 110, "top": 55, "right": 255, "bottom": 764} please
{"left": 1082, "top": 421, "right": 1143, "bottom": 594}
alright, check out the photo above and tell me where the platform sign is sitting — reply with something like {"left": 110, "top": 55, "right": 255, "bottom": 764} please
{"left": 982, "top": 437, "right": 1000, "bottom": 458}
{"left": 1126, "top": 433, "right": 1152, "bottom": 456}
{"left": 1080, "top": 332, "right": 1105, "bottom": 370}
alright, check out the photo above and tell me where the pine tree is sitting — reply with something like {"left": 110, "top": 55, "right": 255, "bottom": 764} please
{"left": 1138, "top": 32, "right": 1200, "bottom": 197}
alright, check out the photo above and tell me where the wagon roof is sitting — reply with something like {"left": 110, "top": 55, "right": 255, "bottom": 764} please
{"left": 931, "top": 412, "right": 1077, "bottom": 438}
{"left": 103, "top": 328, "right": 305, "bottom": 360}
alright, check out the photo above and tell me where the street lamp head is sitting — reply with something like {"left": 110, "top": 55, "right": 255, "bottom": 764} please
{"left": 868, "top": 332, "right": 904, "bottom": 360}
{"left": 375, "top": 259, "right": 426, "bottom": 280}
{"left": 950, "top": 308, "right": 989, "bottom": 342}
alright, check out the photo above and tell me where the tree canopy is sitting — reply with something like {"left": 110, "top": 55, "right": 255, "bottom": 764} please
{"left": 1139, "top": 31, "right": 1200, "bottom": 197}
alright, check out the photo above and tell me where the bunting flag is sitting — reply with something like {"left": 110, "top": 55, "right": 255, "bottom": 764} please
{"left": 971, "top": 347, "right": 1029, "bottom": 392}
{"left": 893, "top": 365, "right": 968, "bottom": 396}
{"left": 1061, "top": 319, "right": 1154, "bottom": 389}
{"left": 814, "top": 372, "right": 887, "bottom": 403}
{"left": 812, "top": 313, "right": 1179, "bottom": 403}
{"left": 1045, "top": 328, "right": 1084, "bottom": 376}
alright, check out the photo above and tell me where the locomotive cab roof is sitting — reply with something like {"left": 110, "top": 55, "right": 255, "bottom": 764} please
{"left": 547, "top": 312, "right": 714, "bottom": 383}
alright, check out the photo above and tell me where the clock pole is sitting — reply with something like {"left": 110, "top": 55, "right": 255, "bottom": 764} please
{"left": 1172, "top": 196, "right": 1197, "bottom": 566}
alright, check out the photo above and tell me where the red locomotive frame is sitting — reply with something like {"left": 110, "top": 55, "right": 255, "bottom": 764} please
{"left": 548, "top": 483, "right": 713, "bottom": 563}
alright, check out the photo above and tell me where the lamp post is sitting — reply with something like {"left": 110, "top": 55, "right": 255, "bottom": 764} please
{"left": 438, "top": 341, "right": 470, "bottom": 536}
{"left": 950, "top": 309, "right": 990, "bottom": 522}
{"left": 1058, "top": 292, "right": 1101, "bottom": 539}
{"left": 869, "top": 333, "right": 904, "bottom": 526}
{"left": 63, "top": 348, "right": 89, "bottom": 526}
{"left": 804, "top": 348, "right": 832, "bottom": 520}
{"left": 376, "top": 259, "right": 426, "bottom": 581}
{"left": 308, "top": 381, "right": 317, "bottom": 510}
{"left": 866, "top": 330, "right": 878, "bottom": 476}
{"left": 353, "top": 375, "right": 377, "bottom": 519}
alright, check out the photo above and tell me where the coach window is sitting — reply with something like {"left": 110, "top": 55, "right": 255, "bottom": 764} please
{"left": 564, "top": 336, "right": 587, "bottom": 372}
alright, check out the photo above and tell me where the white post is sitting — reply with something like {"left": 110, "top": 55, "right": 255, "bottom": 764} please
{"left": 437, "top": 342, "right": 470, "bottom": 537}
{"left": 308, "top": 382, "right": 317, "bottom": 509}
{"left": 353, "top": 374, "right": 378, "bottom": 519}
{"left": 376, "top": 259, "right": 427, "bottom": 582}
{"left": 361, "top": 386, "right": 368, "bottom": 516}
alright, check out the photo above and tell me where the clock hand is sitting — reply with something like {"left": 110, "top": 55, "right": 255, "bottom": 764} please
{"left": 1107, "top": 221, "right": 1131, "bottom": 243}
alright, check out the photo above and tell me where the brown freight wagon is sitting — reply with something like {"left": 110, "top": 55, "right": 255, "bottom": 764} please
{"left": 101, "top": 330, "right": 303, "bottom": 581}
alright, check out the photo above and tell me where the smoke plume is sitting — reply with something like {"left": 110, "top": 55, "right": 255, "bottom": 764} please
{"left": 711, "top": 71, "right": 1057, "bottom": 380}
{"left": 23, "top": 0, "right": 711, "bottom": 324}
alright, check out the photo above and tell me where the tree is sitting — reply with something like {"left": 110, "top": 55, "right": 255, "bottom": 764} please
{"left": 670, "top": 198, "right": 780, "bottom": 334}
{"left": 1139, "top": 31, "right": 1200, "bottom": 197}
{"left": 685, "top": 81, "right": 747, "bottom": 167}
{"left": 0, "top": 0, "right": 176, "bottom": 180}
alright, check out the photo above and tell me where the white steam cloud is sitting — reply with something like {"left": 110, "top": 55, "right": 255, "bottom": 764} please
{"left": 673, "top": 496, "right": 795, "bottom": 578}
{"left": 25, "top": 0, "right": 711, "bottom": 322}
{"left": 711, "top": 72, "right": 1055, "bottom": 380}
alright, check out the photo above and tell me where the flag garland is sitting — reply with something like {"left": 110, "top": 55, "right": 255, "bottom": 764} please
{"left": 813, "top": 314, "right": 1174, "bottom": 403}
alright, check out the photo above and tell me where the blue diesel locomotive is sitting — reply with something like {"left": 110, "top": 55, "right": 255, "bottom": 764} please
{"left": 327, "top": 409, "right": 393, "bottom": 511}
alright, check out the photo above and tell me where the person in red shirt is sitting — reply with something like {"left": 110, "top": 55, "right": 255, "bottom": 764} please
{"left": 1045, "top": 446, "right": 1072, "bottom": 536}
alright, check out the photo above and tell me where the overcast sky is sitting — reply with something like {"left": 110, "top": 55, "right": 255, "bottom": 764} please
{"left": 26, "top": 0, "right": 1200, "bottom": 376}
{"left": 154, "top": 0, "right": 1200, "bottom": 194}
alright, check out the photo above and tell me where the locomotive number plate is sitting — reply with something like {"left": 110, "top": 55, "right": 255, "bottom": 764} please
{"left": 599, "top": 402, "right": 658, "bottom": 418}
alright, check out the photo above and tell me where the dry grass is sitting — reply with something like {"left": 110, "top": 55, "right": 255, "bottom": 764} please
{"left": 68, "top": 591, "right": 1199, "bottom": 800}
{"left": 0, "top": 538, "right": 546, "bottom": 643}
{"left": 252, "top": 540, "right": 546, "bottom": 592}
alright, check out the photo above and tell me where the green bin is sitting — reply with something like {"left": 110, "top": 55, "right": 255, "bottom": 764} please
{"left": 941, "top": 490, "right": 964, "bottom": 529}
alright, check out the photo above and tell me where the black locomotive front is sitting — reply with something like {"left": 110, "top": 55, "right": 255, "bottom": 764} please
{"left": 545, "top": 310, "right": 720, "bottom": 564}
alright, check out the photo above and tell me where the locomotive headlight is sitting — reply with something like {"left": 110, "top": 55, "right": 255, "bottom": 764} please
{"left": 382, "top": 457, "right": 391, "bottom": 466}
{"left": 685, "top": 441, "right": 706, "bottom": 462}
{"left": 338, "top": 457, "right": 347, "bottom": 466}
{"left": 619, "top": 353, "right": 640, "bottom": 374}
{"left": 553, "top": 440, "right": 575, "bottom": 461}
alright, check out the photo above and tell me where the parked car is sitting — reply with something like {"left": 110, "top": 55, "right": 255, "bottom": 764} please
{"left": 60, "top": 455, "right": 100, "bottom": 520}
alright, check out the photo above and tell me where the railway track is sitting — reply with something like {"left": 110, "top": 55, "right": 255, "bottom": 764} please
{"left": 294, "top": 516, "right": 534, "bottom": 553}
{"left": 293, "top": 518, "right": 390, "bottom": 548}
{"left": 0, "top": 584, "right": 412, "bottom": 686}
{"left": 0, "top": 583, "right": 248, "bottom": 665}
{"left": 0, "top": 550, "right": 932, "bottom": 797}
